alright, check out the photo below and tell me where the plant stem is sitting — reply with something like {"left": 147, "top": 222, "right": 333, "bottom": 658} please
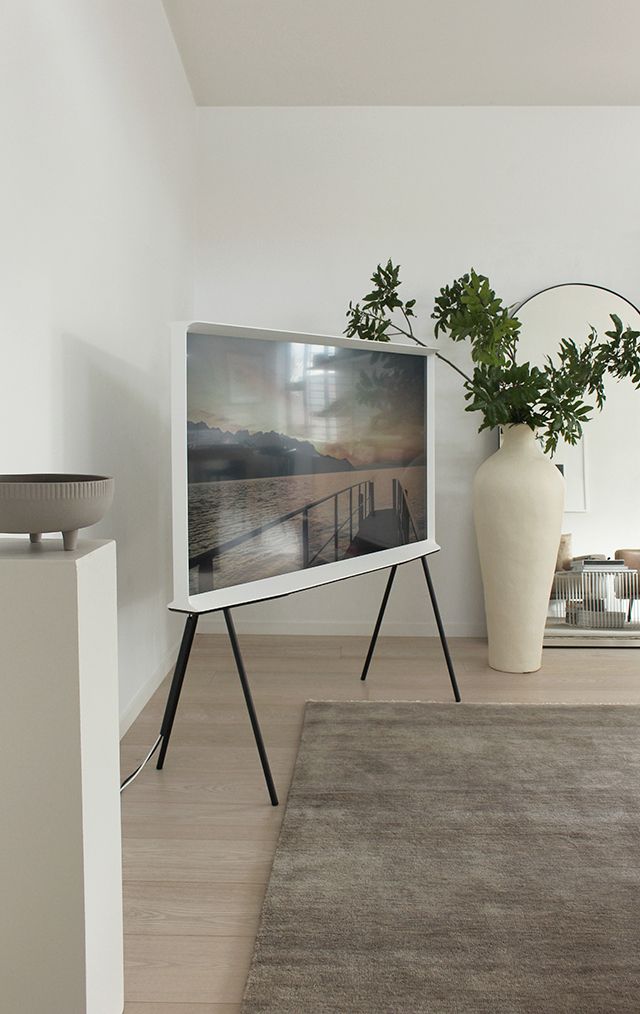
{"left": 349, "top": 305, "right": 473, "bottom": 379}
{"left": 400, "top": 307, "right": 419, "bottom": 341}
{"left": 434, "top": 352, "right": 473, "bottom": 384}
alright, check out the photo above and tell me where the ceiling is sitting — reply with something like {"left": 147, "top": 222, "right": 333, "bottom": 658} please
{"left": 162, "top": 0, "right": 640, "bottom": 106}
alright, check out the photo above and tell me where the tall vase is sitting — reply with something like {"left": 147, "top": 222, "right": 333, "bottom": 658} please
{"left": 473, "top": 424, "right": 565, "bottom": 673}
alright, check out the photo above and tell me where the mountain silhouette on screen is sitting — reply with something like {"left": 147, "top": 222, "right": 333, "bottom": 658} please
{"left": 187, "top": 422, "right": 354, "bottom": 482}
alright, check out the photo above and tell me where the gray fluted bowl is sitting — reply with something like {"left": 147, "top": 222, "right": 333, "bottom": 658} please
{"left": 0, "top": 474, "right": 114, "bottom": 550}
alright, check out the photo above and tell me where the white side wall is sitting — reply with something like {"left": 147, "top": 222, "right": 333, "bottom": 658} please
{"left": 0, "top": 1, "right": 195, "bottom": 729}
{"left": 194, "top": 106, "right": 640, "bottom": 636}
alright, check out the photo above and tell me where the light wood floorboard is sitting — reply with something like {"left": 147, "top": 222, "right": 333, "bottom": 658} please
{"left": 122, "top": 633, "right": 640, "bottom": 1010}
{"left": 125, "top": 935, "right": 254, "bottom": 1005}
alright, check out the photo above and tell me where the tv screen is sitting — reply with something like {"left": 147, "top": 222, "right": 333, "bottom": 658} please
{"left": 171, "top": 324, "right": 436, "bottom": 612}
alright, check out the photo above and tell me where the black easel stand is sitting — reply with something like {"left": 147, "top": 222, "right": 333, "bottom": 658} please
{"left": 123, "top": 553, "right": 459, "bottom": 804}
{"left": 222, "top": 608, "right": 279, "bottom": 806}
{"left": 361, "top": 556, "right": 461, "bottom": 703}
{"left": 154, "top": 607, "right": 279, "bottom": 806}
{"left": 156, "top": 613, "right": 199, "bottom": 770}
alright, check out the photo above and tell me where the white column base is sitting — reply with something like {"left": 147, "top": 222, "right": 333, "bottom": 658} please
{"left": 0, "top": 538, "right": 123, "bottom": 1014}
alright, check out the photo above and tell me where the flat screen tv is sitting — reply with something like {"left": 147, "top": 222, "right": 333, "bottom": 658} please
{"left": 170, "top": 323, "right": 437, "bottom": 613}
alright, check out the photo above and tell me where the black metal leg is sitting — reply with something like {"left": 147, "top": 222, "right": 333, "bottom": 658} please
{"left": 156, "top": 613, "right": 199, "bottom": 769}
{"left": 420, "top": 557, "right": 461, "bottom": 702}
{"left": 361, "top": 565, "right": 398, "bottom": 681}
{"left": 223, "top": 608, "right": 279, "bottom": 806}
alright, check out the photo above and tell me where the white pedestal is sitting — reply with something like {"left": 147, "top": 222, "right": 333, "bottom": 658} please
{"left": 0, "top": 539, "right": 123, "bottom": 1014}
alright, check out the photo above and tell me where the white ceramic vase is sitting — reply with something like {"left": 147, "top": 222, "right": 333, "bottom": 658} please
{"left": 473, "top": 425, "right": 565, "bottom": 673}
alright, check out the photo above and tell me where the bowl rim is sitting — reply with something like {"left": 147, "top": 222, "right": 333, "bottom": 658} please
{"left": 0, "top": 474, "right": 113, "bottom": 484}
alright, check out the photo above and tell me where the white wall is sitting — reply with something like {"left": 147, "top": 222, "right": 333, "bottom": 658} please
{"left": 5, "top": 59, "right": 639, "bottom": 717}
{"left": 194, "top": 106, "right": 640, "bottom": 636}
{"left": 0, "top": 1, "right": 195, "bottom": 729}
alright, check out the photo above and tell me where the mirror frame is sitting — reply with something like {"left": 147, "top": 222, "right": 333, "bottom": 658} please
{"left": 515, "top": 282, "right": 640, "bottom": 647}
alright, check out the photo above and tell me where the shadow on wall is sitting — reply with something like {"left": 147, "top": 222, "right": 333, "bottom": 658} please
{"left": 55, "top": 333, "right": 181, "bottom": 690}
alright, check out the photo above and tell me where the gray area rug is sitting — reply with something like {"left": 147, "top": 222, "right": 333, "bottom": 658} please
{"left": 242, "top": 703, "right": 640, "bottom": 1013}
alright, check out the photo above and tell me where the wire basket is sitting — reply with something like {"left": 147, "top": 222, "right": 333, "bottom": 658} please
{"left": 550, "top": 566, "right": 640, "bottom": 631}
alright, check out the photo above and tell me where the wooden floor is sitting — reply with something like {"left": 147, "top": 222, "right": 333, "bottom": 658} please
{"left": 120, "top": 634, "right": 640, "bottom": 1012}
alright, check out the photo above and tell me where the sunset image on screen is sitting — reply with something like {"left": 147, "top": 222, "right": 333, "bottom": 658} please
{"left": 186, "top": 333, "right": 427, "bottom": 594}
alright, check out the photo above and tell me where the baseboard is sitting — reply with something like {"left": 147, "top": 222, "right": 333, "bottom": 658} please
{"left": 196, "top": 616, "right": 485, "bottom": 638}
{"left": 119, "top": 638, "right": 181, "bottom": 738}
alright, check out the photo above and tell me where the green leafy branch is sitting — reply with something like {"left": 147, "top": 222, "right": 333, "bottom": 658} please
{"left": 345, "top": 260, "right": 640, "bottom": 455}
{"left": 432, "top": 269, "right": 521, "bottom": 367}
{"left": 345, "top": 259, "right": 472, "bottom": 385}
{"left": 345, "top": 260, "right": 419, "bottom": 344}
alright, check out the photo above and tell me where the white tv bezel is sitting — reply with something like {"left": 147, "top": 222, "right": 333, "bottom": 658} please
{"left": 170, "top": 321, "right": 438, "bottom": 614}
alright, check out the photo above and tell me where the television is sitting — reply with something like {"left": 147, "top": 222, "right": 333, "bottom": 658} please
{"left": 170, "top": 323, "right": 437, "bottom": 613}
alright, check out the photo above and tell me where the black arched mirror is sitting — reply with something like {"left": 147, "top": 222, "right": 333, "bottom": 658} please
{"left": 516, "top": 283, "right": 640, "bottom": 645}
